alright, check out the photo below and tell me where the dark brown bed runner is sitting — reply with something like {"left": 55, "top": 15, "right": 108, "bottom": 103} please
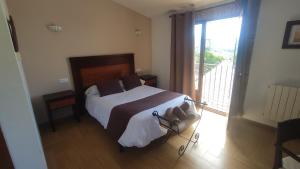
{"left": 107, "top": 91, "right": 183, "bottom": 140}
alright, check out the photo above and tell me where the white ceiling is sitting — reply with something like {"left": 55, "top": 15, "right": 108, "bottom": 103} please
{"left": 111, "top": 0, "right": 234, "bottom": 18}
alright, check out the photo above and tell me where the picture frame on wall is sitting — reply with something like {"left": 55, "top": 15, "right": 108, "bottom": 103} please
{"left": 282, "top": 20, "right": 300, "bottom": 49}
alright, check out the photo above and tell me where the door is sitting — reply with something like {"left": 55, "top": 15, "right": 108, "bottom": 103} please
{"left": 195, "top": 17, "right": 242, "bottom": 115}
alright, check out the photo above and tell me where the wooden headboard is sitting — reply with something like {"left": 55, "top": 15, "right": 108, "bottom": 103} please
{"left": 69, "top": 53, "right": 135, "bottom": 112}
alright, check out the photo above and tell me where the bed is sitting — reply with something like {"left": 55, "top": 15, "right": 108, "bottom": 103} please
{"left": 69, "top": 53, "right": 195, "bottom": 148}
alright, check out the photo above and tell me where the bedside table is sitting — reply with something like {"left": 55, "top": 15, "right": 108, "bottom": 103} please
{"left": 139, "top": 74, "right": 157, "bottom": 87}
{"left": 43, "top": 90, "right": 80, "bottom": 131}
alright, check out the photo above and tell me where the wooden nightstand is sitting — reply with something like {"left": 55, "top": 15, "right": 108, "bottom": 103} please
{"left": 139, "top": 74, "right": 157, "bottom": 87}
{"left": 43, "top": 90, "right": 80, "bottom": 131}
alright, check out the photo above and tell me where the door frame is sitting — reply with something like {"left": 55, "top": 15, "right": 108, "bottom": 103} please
{"left": 196, "top": 22, "right": 206, "bottom": 103}
{"left": 194, "top": 17, "right": 242, "bottom": 115}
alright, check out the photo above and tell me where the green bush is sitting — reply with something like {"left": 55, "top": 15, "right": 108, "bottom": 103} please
{"left": 195, "top": 50, "right": 224, "bottom": 73}
{"left": 204, "top": 51, "right": 224, "bottom": 64}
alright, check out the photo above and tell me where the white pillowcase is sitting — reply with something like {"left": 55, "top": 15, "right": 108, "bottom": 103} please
{"left": 85, "top": 79, "right": 146, "bottom": 96}
{"left": 85, "top": 85, "right": 100, "bottom": 96}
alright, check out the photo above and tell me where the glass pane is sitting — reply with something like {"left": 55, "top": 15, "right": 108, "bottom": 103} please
{"left": 194, "top": 24, "right": 202, "bottom": 90}
{"left": 202, "top": 17, "right": 242, "bottom": 113}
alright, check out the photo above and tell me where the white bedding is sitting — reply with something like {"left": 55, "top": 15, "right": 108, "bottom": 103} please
{"left": 282, "top": 156, "right": 300, "bottom": 169}
{"left": 85, "top": 85, "right": 194, "bottom": 147}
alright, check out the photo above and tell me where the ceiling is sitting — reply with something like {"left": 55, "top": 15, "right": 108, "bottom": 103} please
{"left": 111, "top": 0, "right": 234, "bottom": 18}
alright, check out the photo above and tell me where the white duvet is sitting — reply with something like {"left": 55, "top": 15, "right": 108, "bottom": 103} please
{"left": 85, "top": 85, "right": 193, "bottom": 148}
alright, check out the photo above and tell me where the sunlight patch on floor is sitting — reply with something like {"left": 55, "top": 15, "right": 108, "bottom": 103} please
{"left": 197, "top": 111, "right": 227, "bottom": 155}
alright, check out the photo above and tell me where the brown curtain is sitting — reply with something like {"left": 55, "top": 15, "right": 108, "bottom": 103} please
{"left": 228, "top": 0, "right": 261, "bottom": 119}
{"left": 170, "top": 12, "right": 196, "bottom": 99}
{"left": 195, "top": 1, "right": 242, "bottom": 24}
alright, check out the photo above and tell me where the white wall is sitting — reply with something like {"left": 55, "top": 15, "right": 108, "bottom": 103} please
{"left": 152, "top": 0, "right": 300, "bottom": 127}
{"left": 7, "top": 0, "right": 152, "bottom": 123}
{"left": 152, "top": 15, "right": 171, "bottom": 90}
{"left": 243, "top": 0, "right": 300, "bottom": 127}
{"left": 0, "top": 0, "right": 47, "bottom": 168}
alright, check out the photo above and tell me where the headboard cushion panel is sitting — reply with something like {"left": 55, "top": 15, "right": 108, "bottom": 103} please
{"left": 80, "top": 64, "right": 130, "bottom": 88}
{"left": 69, "top": 53, "right": 135, "bottom": 112}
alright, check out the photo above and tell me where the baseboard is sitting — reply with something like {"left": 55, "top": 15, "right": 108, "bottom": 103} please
{"left": 38, "top": 115, "right": 79, "bottom": 129}
{"left": 238, "top": 116, "right": 277, "bottom": 131}
{"left": 203, "top": 106, "right": 228, "bottom": 116}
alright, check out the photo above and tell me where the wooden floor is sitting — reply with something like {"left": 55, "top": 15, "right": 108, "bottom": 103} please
{"left": 40, "top": 111, "right": 280, "bottom": 169}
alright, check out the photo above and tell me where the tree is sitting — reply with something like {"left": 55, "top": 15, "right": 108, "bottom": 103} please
{"left": 194, "top": 50, "right": 224, "bottom": 73}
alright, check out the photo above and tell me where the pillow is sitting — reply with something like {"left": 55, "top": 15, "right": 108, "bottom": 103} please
{"left": 97, "top": 79, "right": 123, "bottom": 96}
{"left": 140, "top": 79, "right": 146, "bottom": 85}
{"left": 85, "top": 85, "right": 100, "bottom": 96}
{"left": 121, "top": 74, "right": 142, "bottom": 90}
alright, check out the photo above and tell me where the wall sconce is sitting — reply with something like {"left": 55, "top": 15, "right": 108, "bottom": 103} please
{"left": 135, "top": 29, "right": 142, "bottom": 36}
{"left": 47, "top": 23, "right": 62, "bottom": 32}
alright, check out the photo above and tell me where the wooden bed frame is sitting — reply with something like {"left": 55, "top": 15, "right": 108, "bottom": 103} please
{"left": 69, "top": 53, "right": 135, "bottom": 113}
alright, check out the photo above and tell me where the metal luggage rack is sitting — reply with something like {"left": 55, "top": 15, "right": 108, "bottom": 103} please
{"left": 152, "top": 97, "right": 207, "bottom": 156}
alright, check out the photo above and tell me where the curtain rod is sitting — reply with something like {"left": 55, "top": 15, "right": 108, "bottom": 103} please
{"left": 168, "top": 1, "right": 240, "bottom": 18}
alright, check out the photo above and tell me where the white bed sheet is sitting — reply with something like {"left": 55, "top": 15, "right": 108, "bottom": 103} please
{"left": 85, "top": 85, "right": 194, "bottom": 147}
{"left": 282, "top": 156, "right": 300, "bottom": 169}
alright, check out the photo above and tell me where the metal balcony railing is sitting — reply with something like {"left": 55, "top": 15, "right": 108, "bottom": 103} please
{"left": 195, "top": 60, "right": 235, "bottom": 113}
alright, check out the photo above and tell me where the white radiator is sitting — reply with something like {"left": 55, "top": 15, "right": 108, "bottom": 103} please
{"left": 264, "top": 85, "right": 300, "bottom": 122}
